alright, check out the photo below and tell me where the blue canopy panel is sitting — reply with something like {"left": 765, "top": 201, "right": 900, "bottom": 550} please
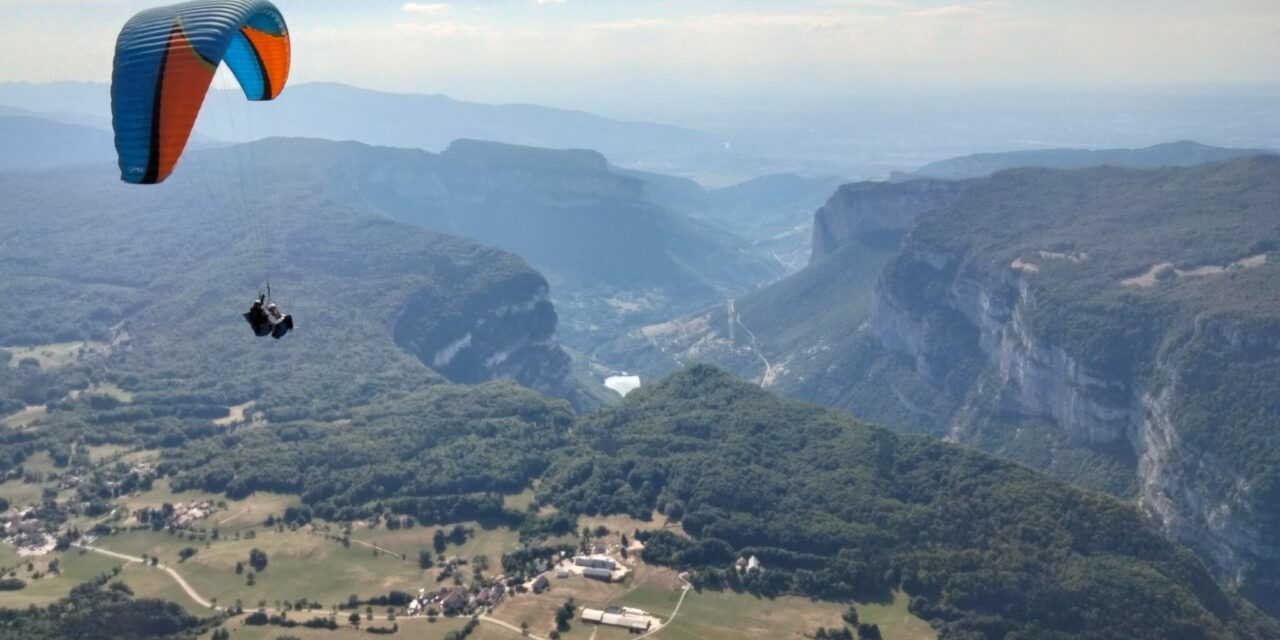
{"left": 111, "top": 0, "right": 289, "bottom": 184}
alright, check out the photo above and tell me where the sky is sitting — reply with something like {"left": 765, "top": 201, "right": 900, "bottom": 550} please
{"left": 1, "top": 0, "right": 1278, "bottom": 117}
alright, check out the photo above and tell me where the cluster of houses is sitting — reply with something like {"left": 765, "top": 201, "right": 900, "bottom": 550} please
{"left": 167, "top": 500, "right": 218, "bottom": 528}
{"left": 64, "top": 461, "right": 156, "bottom": 493}
{"left": 1, "top": 506, "right": 57, "bottom": 555}
{"left": 404, "top": 580, "right": 508, "bottom": 617}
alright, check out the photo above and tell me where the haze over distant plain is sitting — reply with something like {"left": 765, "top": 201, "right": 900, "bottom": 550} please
{"left": 2, "top": 0, "right": 1277, "bottom": 118}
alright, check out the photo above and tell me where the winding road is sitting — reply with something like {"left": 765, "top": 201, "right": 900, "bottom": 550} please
{"left": 636, "top": 572, "right": 693, "bottom": 639}
{"left": 73, "top": 543, "right": 214, "bottom": 609}
{"left": 74, "top": 540, "right": 686, "bottom": 640}
{"left": 728, "top": 300, "right": 774, "bottom": 387}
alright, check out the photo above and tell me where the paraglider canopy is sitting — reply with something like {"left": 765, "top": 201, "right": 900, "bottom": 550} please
{"left": 111, "top": 0, "right": 290, "bottom": 185}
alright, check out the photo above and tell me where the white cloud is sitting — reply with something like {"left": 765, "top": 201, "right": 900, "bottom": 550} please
{"left": 402, "top": 2, "right": 450, "bottom": 16}
{"left": 530, "top": 0, "right": 566, "bottom": 5}
{"left": 908, "top": 5, "right": 982, "bottom": 19}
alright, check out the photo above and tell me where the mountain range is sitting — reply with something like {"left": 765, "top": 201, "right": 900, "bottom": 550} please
{"left": 898, "top": 140, "right": 1270, "bottom": 181}
{"left": 0, "top": 153, "right": 584, "bottom": 409}
{"left": 0, "top": 110, "right": 789, "bottom": 354}
{"left": 227, "top": 136, "right": 785, "bottom": 350}
{"left": 0, "top": 81, "right": 728, "bottom": 179}
{"left": 4, "top": 82, "right": 1280, "bottom": 635}
{"left": 4, "top": 174, "right": 1278, "bottom": 636}
{"left": 601, "top": 150, "right": 1280, "bottom": 616}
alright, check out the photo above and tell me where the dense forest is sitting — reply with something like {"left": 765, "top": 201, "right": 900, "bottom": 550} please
{"left": 168, "top": 381, "right": 573, "bottom": 523}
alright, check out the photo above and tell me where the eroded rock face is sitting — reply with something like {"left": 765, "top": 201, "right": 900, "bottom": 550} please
{"left": 810, "top": 179, "right": 969, "bottom": 263}
{"left": 1135, "top": 319, "right": 1280, "bottom": 612}
{"left": 394, "top": 270, "right": 577, "bottom": 403}
{"left": 869, "top": 238, "right": 1280, "bottom": 615}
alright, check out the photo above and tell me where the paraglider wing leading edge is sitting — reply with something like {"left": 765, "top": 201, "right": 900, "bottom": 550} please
{"left": 111, "top": 0, "right": 290, "bottom": 184}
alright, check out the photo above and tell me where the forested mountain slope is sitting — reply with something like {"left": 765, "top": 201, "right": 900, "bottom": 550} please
{"left": 0, "top": 154, "right": 584, "bottom": 434}
{"left": 598, "top": 155, "right": 1280, "bottom": 616}
{"left": 0, "top": 117, "right": 115, "bottom": 171}
{"left": 541, "top": 365, "right": 1280, "bottom": 640}
{"left": 860, "top": 156, "right": 1280, "bottom": 613}
{"left": 236, "top": 137, "right": 783, "bottom": 349}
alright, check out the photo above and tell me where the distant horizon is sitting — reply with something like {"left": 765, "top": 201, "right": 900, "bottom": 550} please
{"left": 3, "top": 0, "right": 1279, "bottom": 120}
{"left": 4, "top": 76, "right": 1280, "bottom": 136}
{"left": 3, "top": 76, "right": 1278, "bottom": 186}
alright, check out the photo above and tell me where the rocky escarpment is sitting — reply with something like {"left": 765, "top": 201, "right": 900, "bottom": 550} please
{"left": 253, "top": 137, "right": 783, "bottom": 352}
{"left": 598, "top": 176, "right": 973, "bottom": 398}
{"left": 868, "top": 210, "right": 1280, "bottom": 616}
{"left": 810, "top": 178, "right": 969, "bottom": 263}
{"left": 394, "top": 269, "right": 578, "bottom": 405}
{"left": 597, "top": 155, "right": 1280, "bottom": 618}
{"left": 596, "top": 176, "right": 955, "bottom": 385}
{"left": 871, "top": 248, "right": 1137, "bottom": 447}
{"left": 1138, "top": 316, "right": 1280, "bottom": 612}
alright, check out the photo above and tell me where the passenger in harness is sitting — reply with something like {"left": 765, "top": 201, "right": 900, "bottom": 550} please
{"left": 244, "top": 294, "right": 293, "bottom": 339}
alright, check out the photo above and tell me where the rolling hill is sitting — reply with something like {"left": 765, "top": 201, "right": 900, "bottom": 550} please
{"left": 541, "top": 365, "right": 1280, "bottom": 640}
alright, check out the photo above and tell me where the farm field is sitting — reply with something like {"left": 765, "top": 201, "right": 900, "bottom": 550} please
{"left": 348, "top": 521, "right": 522, "bottom": 566}
{"left": 0, "top": 542, "right": 20, "bottom": 570}
{"left": 117, "top": 562, "right": 210, "bottom": 616}
{"left": 214, "top": 401, "right": 256, "bottom": 427}
{"left": 216, "top": 615, "right": 476, "bottom": 640}
{"left": 4, "top": 342, "right": 102, "bottom": 370}
{"left": 2, "top": 404, "right": 47, "bottom": 429}
{"left": 16, "top": 452, "right": 58, "bottom": 475}
{"left": 86, "top": 382, "right": 133, "bottom": 403}
{"left": 492, "top": 573, "right": 635, "bottom": 640}
{"left": 0, "top": 547, "right": 123, "bottom": 609}
{"left": 635, "top": 588, "right": 936, "bottom": 640}
{"left": 85, "top": 443, "right": 132, "bottom": 463}
{"left": 3, "top": 468, "right": 933, "bottom": 640}
{"left": 0, "top": 477, "right": 49, "bottom": 509}
{"left": 96, "top": 526, "right": 440, "bottom": 609}
{"left": 502, "top": 488, "right": 536, "bottom": 512}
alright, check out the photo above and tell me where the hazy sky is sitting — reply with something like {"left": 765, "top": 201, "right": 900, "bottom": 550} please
{"left": 2, "top": 0, "right": 1278, "bottom": 115}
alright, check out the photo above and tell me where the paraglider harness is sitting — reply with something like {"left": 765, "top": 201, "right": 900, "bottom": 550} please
{"left": 244, "top": 286, "right": 293, "bottom": 340}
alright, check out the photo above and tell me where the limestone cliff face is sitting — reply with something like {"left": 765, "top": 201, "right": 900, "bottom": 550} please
{"left": 873, "top": 248, "right": 1136, "bottom": 446}
{"left": 869, "top": 239, "right": 1280, "bottom": 613}
{"left": 394, "top": 269, "right": 577, "bottom": 404}
{"left": 1136, "top": 317, "right": 1280, "bottom": 608}
{"left": 810, "top": 179, "right": 969, "bottom": 263}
